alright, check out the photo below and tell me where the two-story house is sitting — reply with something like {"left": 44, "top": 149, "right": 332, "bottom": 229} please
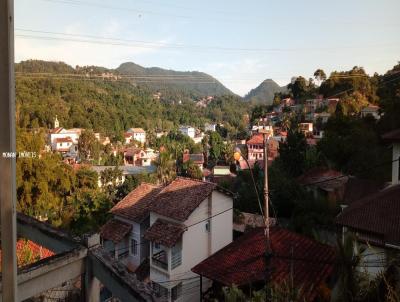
{"left": 144, "top": 178, "right": 233, "bottom": 302}
{"left": 126, "top": 128, "right": 147, "bottom": 144}
{"left": 100, "top": 178, "right": 233, "bottom": 302}
{"left": 100, "top": 183, "right": 162, "bottom": 270}
{"left": 179, "top": 126, "right": 196, "bottom": 139}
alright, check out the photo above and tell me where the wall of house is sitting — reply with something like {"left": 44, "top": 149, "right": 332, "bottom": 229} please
{"left": 357, "top": 244, "right": 386, "bottom": 277}
{"left": 50, "top": 132, "right": 80, "bottom": 146}
{"left": 114, "top": 216, "right": 144, "bottom": 268}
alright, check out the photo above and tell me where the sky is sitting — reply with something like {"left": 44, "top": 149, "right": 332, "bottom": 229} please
{"left": 15, "top": 0, "right": 400, "bottom": 96}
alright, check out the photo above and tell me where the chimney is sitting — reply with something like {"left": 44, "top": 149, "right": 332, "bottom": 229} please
{"left": 392, "top": 142, "right": 400, "bottom": 185}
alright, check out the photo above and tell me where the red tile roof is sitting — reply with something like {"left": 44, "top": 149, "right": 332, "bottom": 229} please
{"left": 50, "top": 127, "right": 64, "bottom": 134}
{"left": 152, "top": 178, "right": 216, "bottom": 222}
{"left": 144, "top": 219, "right": 185, "bottom": 247}
{"left": 55, "top": 137, "right": 73, "bottom": 143}
{"left": 382, "top": 129, "right": 400, "bottom": 143}
{"left": 183, "top": 153, "right": 204, "bottom": 164}
{"left": 297, "top": 167, "right": 348, "bottom": 191}
{"left": 336, "top": 184, "right": 400, "bottom": 246}
{"left": 100, "top": 219, "right": 132, "bottom": 243}
{"left": 0, "top": 239, "right": 54, "bottom": 268}
{"left": 192, "top": 227, "right": 335, "bottom": 301}
{"left": 247, "top": 134, "right": 265, "bottom": 145}
{"left": 110, "top": 183, "right": 162, "bottom": 223}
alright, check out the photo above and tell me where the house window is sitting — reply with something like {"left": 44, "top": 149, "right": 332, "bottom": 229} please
{"left": 171, "top": 283, "right": 182, "bottom": 301}
{"left": 153, "top": 242, "right": 160, "bottom": 250}
{"left": 130, "top": 239, "right": 138, "bottom": 255}
{"left": 205, "top": 219, "right": 211, "bottom": 232}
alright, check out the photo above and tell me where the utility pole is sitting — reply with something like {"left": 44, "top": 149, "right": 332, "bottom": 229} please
{"left": 0, "top": 0, "right": 18, "bottom": 301}
{"left": 259, "top": 126, "right": 272, "bottom": 301}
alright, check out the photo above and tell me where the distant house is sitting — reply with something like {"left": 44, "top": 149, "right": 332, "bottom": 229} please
{"left": 314, "top": 112, "right": 331, "bottom": 124}
{"left": 361, "top": 105, "right": 380, "bottom": 119}
{"left": 298, "top": 122, "right": 313, "bottom": 136}
{"left": 91, "top": 165, "right": 156, "bottom": 187}
{"left": 101, "top": 178, "right": 234, "bottom": 302}
{"left": 297, "top": 167, "right": 348, "bottom": 203}
{"left": 123, "top": 147, "right": 157, "bottom": 167}
{"left": 179, "top": 126, "right": 196, "bottom": 139}
{"left": 53, "top": 137, "right": 74, "bottom": 153}
{"left": 126, "top": 128, "right": 146, "bottom": 144}
{"left": 192, "top": 227, "right": 336, "bottom": 302}
{"left": 244, "top": 134, "right": 278, "bottom": 169}
{"left": 183, "top": 151, "right": 204, "bottom": 171}
{"left": 204, "top": 123, "right": 217, "bottom": 132}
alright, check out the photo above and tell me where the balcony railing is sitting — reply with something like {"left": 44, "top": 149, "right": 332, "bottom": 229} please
{"left": 171, "top": 249, "right": 182, "bottom": 269}
{"left": 152, "top": 250, "right": 168, "bottom": 270}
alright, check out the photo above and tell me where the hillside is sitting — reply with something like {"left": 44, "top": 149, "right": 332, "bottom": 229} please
{"left": 244, "top": 79, "right": 287, "bottom": 104}
{"left": 15, "top": 60, "right": 235, "bottom": 99}
{"left": 115, "top": 62, "right": 235, "bottom": 98}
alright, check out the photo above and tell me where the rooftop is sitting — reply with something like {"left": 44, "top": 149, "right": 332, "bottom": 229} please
{"left": 152, "top": 177, "right": 217, "bottom": 222}
{"left": 144, "top": 219, "right": 186, "bottom": 247}
{"left": 297, "top": 167, "right": 348, "bottom": 191}
{"left": 110, "top": 183, "right": 162, "bottom": 223}
{"left": 127, "top": 128, "right": 146, "bottom": 133}
{"left": 182, "top": 153, "right": 204, "bottom": 164}
{"left": 336, "top": 184, "right": 400, "bottom": 246}
{"left": 192, "top": 227, "right": 335, "bottom": 301}
{"left": 247, "top": 134, "right": 266, "bottom": 145}
{"left": 100, "top": 218, "right": 132, "bottom": 243}
{"left": 55, "top": 137, "right": 73, "bottom": 143}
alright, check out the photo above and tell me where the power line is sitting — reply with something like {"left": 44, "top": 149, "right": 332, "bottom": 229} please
{"left": 15, "top": 29, "right": 400, "bottom": 54}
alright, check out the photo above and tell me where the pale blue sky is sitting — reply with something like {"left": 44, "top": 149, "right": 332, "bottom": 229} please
{"left": 15, "top": 0, "right": 400, "bottom": 95}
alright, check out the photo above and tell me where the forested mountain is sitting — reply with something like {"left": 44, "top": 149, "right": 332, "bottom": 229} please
{"left": 15, "top": 74, "right": 250, "bottom": 140}
{"left": 244, "top": 79, "right": 287, "bottom": 104}
{"left": 16, "top": 60, "right": 235, "bottom": 99}
{"left": 115, "top": 62, "right": 235, "bottom": 98}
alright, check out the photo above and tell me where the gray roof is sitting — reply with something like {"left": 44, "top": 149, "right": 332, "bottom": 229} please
{"left": 91, "top": 165, "right": 156, "bottom": 175}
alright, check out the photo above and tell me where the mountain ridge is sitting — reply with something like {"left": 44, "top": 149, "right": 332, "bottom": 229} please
{"left": 244, "top": 79, "right": 287, "bottom": 104}
{"left": 15, "top": 59, "right": 236, "bottom": 99}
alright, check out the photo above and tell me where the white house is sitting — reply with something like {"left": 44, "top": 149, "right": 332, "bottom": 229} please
{"left": 179, "top": 126, "right": 196, "bottom": 139}
{"left": 100, "top": 178, "right": 233, "bottom": 302}
{"left": 144, "top": 178, "right": 233, "bottom": 302}
{"left": 361, "top": 105, "right": 380, "bottom": 120}
{"left": 126, "top": 128, "right": 146, "bottom": 144}
{"left": 204, "top": 123, "right": 217, "bottom": 132}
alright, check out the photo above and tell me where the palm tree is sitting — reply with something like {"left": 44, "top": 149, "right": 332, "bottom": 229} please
{"left": 156, "top": 151, "right": 176, "bottom": 186}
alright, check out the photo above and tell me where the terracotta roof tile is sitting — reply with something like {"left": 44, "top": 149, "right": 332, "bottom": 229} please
{"left": 100, "top": 219, "right": 132, "bottom": 243}
{"left": 336, "top": 184, "right": 400, "bottom": 245}
{"left": 152, "top": 178, "right": 216, "bottom": 221}
{"left": 192, "top": 227, "right": 335, "bottom": 301}
{"left": 247, "top": 134, "right": 265, "bottom": 145}
{"left": 297, "top": 167, "right": 348, "bottom": 191}
{"left": 144, "top": 219, "right": 185, "bottom": 247}
{"left": 183, "top": 153, "right": 204, "bottom": 164}
{"left": 111, "top": 183, "right": 162, "bottom": 223}
{"left": 55, "top": 137, "right": 73, "bottom": 143}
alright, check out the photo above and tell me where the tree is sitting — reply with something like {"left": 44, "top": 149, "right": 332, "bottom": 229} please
{"left": 181, "top": 160, "right": 203, "bottom": 180}
{"left": 209, "top": 131, "right": 224, "bottom": 162}
{"left": 314, "top": 69, "right": 327, "bottom": 84}
{"left": 277, "top": 129, "right": 308, "bottom": 178}
{"left": 156, "top": 151, "right": 176, "bottom": 185}
{"left": 78, "top": 129, "right": 98, "bottom": 162}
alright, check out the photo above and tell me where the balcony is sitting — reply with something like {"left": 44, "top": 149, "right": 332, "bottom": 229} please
{"left": 152, "top": 250, "right": 168, "bottom": 270}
